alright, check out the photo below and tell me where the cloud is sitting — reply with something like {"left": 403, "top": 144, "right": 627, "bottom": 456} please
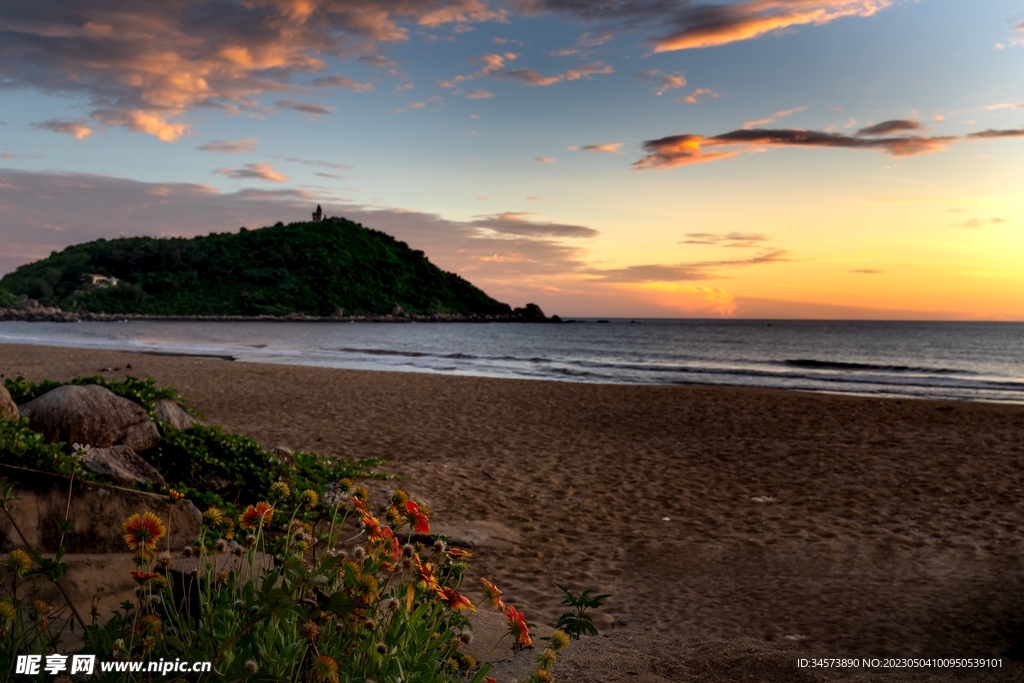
{"left": 1, "top": 153, "right": 15, "bottom": 159}
{"left": 677, "top": 87, "right": 723, "bottom": 104}
{"left": 513, "top": 0, "right": 895, "bottom": 51}
{"left": 742, "top": 106, "right": 806, "bottom": 129}
{"left": 856, "top": 119, "right": 925, "bottom": 136}
{"left": 637, "top": 70, "right": 687, "bottom": 96}
{"left": 31, "top": 118, "right": 92, "bottom": 139}
{"left": 197, "top": 138, "right": 258, "bottom": 153}
{"left": 280, "top": 157, "right": 352, "bottom": 171}
{"left": 275, "top": 100, "right": 334, "bottom": 116}
{"left": 471, "top": 212, "right": 598, "bottom": 238}
{"left": 214, "top": 163, "right": 290, "bottom": 182}
{"left": 310, "top": 76, "right": 373, "bottom": 91}
{"left": 953, "top": 217, "right": 1007, "bottom": 229}
{"left": 358, "top": 55, "right": 402, "bottom": 74}
{"left": 577, "top": 143, "right": 623, "bottom": 153}
{"left": 534, "top": 157, "right": 556, "bottom": 163}
{"left": 0, "top": 1, "right": 499, "bottom": 139}
{"left": 585, "top": 250, "right": 787, "bottom": 282}
{"left": 465, "top": 89, "right": 495, "bottom": 99}
{"left": 500, "top": 61, "right": 613, "bottom": 86}
{"left": 850, "top": 269, "right": 883, "bottom": 274}
{"left": 681, "top": 232, "right": 768, "bottom": 248}
{"left": 632, "top": 120, "right": 1024, "bottom": 170}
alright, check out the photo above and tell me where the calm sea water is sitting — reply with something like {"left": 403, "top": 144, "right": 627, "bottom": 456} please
{"left": 1, "top": 320, "right": 1022, "bottom": 403}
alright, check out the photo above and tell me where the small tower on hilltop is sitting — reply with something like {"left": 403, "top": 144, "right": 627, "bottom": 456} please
{"left": 312, "top": 204, "right": 323, "bottom": 222}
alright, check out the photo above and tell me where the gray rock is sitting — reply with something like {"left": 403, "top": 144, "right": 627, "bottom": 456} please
{"left": 18, "top": 384, "right": 161, "bottom": 451}
{"left": 80, "top": 445, "right": 167, "bottom": 487}
{"left": 0, "top": 384, "right": 18, "bottom": 421}
{"left": 391, "top": 305, "right": 406, "bottom": 317}
{"left": 152, "top": 399, "right": 201, "bottom": 431}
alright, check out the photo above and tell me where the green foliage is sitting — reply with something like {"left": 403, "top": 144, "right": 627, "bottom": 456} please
{"left": 0, "top": 415, "right": 83, "bottom": 479}
{"left": 0, "top": 288, "right": 13, "bottom": 308}
{"left": 0, "top": 220, "right": 512, "bottom": 316}
{"left": 553, "top": 585, "right": 610, "bottom": 640}
{"left": 151, "top": 424, "right": 381, "bottom": 513}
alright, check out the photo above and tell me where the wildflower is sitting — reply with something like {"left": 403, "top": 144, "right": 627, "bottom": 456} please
{"left": 216, "top": 570, "right": 229, "bottom": 585}
{"left": 130, "top": 571, "right": 160, "bottom": 584}
{"left": 244, "top": 660, "right": 258, "bottom": 674}
{"left": 181, "top": 546, "right": 194, "bottom": 558}
{"left": 140, "top": 613, "right": 163, "bottom": 637}
{"left": 436, "top": 587, "right": 475, "bottom": 611}
{"left": 549, "top": 630, "right": 570, "bottom": 652}
{"left": 202, "top": 506, "right": 223, "bottom": 526}
{"left": 385, "top": 505, "right": 403, "bottom": 527}
{"left": 352, "top": 485, "right": 370, "bottom": 502}
{"left": 141, "top": 635, "right": 156, "bottom": 649}
{"left": 233, "top": 545, "right": 243, "bottom": 556}
{"left": 461, "top": 654, "right": 477, "bottom": 671}
{"left": 481, "top": 578, "right": 505, "bottom": 610}
{"left": 269, "top": 481, "right": 291, "bottom": 500}
{"left": 391, "top": 489, "right": 410, "bottom": 506}
{"left": 245, "top": 534, "right": 258, "bottom": 548}
{"left": 122, "top": 512, "right": 167, "bottom": 551}
{"left": 485, "top": 678, "right": 499, "bottom": 683}
{"left": 149, "top": 594, "right": 162, "bottom": 606}
{"left": 29, "top": 598, "right": 50, "bottom": 625}
{"left": 361, "top": 514, "right": 384, "bottom": 540}
{"left": 168, "top": 490, "right": 185, "bottom": 502}
{"left": 505, "top": 605, "right": 532, "bottom": 648}
{"left": 157, "top": 551, "right": 174, "bottom": 570}
{"left": 216, "top": 538, "right": 228, "bottom": 552}
{"left": 376, "top": 643, "right": 387, "bottom": 655}
{"left": 133, "top": 549, "right": 156, "bottom": 566}
{"left": 338, "top": 478, "right": 354, "bottom": 493}
{"left": 112, "top": 638, "right": 124, "bottom": 652}
{"left": 382, "top": 598, "right": 399, "bottom": 612}
{"left": 405, "top": 500, "right": 430, "bottom": 534}
{"left": 301, "top": 489, "right": 319, "bottom": 509}
{"left": 537, "top": 648, "right": 557, "bottom": 670}
{"left": 447, "top": 547, "right": 472, "bottom": 559}
{"left": 353, "top": 546, "right": 367, "bottom": 561}
{"left": 432, "top": 538, "right": 446, "bottom": 554}
{"left": 299, "top": 621, "right": 321, "bottom": 643}
{"left": 5, "top": 548, "right": 32, "bottom": 576}
{"left": 312, "top": 654, "right": 339, "bottom": 683}
{"left": 532, "top": 670, "right": 553, "bottom": 683}
{"left": 0, "top": 601, "right": 16, "bottom": 622}
{"left": 358, "top": 573, "right": 379, "bottom": 596}
{"left": 239, "top": 502, "right": 274, "bottom": 530}
{"left": 415, "top": 556, "right": 438, "bottom": 591}
{"left": 294, "top": 529, "right": 307, "bottom": 542}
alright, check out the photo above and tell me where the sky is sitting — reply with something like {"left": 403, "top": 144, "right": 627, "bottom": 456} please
{"left": 1, "top": 0, "right": 1022, "bottom": 319}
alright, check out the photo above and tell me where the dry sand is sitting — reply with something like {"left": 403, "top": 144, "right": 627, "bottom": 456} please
{"left": 2, "top": 342, "right": 1024, "bottom": 682}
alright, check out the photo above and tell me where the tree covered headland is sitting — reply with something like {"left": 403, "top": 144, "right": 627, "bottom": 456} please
{"left": 0, "top": 219, "right": 513, "bottom": 317}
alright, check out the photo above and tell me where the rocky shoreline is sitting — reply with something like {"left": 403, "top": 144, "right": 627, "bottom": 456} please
{"left": 0, "top": 299, "right": 563, "bottom": 323}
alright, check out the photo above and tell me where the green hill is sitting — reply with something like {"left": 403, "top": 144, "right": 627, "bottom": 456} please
{"left": 0, "top": 218, "right": 513, "bottom": 317}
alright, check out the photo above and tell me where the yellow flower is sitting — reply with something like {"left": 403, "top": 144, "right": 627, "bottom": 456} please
{"left": 536, "top": 648, "right": 557, "bottom": 670}
{"left": 122, "top": 512, "right": 167, "bottom": 551}
{"left": 549, "top": 630, "right": 570, "bottom": 652}
{"left": 312, "top": 655, "right": 338, "bottom": 683}
{"left": 239, "top": 502, "right": 274, "bottom": 530}
{"left": 269, "top": 482, "right": 290, "bottom": 500}
{"left": 5, "top": 549, "right": 32, "bottom": 576}
{"left": 0, "top": 601, "right": 16, "bottom": 621}
{"left": 301, "top": 489, "right": 319, "bottom": 509}
{"left": 202, "top": 506, "right": 223, "bottom": 526}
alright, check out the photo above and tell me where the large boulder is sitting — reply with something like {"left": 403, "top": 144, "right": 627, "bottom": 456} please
{"left": 152, "top": 399, "right": 202, "bottom": 431}
{"left": 80, "top": 445, "right": 167, "bottom": 487}
{"left": 18, "top": 384, "right": 161, "bottom": 451}
{"left": 0, "top": 384, "right": 18, "bottom": 421}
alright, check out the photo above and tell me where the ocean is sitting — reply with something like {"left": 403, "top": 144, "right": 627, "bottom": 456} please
{"left": 0, "top": 319, "right": 1022, "bottom": 403}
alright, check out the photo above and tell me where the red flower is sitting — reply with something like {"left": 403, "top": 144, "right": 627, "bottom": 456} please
{"left": 130, "top": 571, "right": 161, "bottom": 584}
{"left": 504, "top": 605, "right": 531, "bottom": 647}
{"left": 435, "top": 586, "right": 475, "bottom": 611}
{"left": 447, "top": 547, "right": 472, "bottom": 559}
{"left": 350, "top": 496, "right": 370, "bottom": 514}
{"left": 361, "top": 514, "right": 385, "bottom": 540}
{"left": 168, "top": 490, "right": 185, "bottom": 502}
{"left": 122, "top": 512, "right": 167, "bottom": 551}
{"left": 415, "top": 555, "right": 438, "bottom": 591}
{"left": 239, "top": 501, "right": 274, "bottom": 530}
{"left": 404, "top": 500, "right": 430, "bottom": 535}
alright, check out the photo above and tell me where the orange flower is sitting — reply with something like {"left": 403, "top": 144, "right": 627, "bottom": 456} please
{"left": 239, "top": 502, "right": 274, "bottom": 530}
{"left": 504, "top": 605, "right": 531, "bottom": 648}
{"left": 404, "top": 500, "right": 430, "bottom": 535}
{"left": 130, "top": 571, "right": 160, "bottom": 584}
{"left": 350, "top": 496, "right": 370, "bottom": 514}
{"left": 435, "top": 586, "right": 475, "bottom": 611}
{"left": 415, "top": 555, "right": 438, "bottom": 591}
{"left": 484, "top": 678, "right": 498, "bottom": 683}
{"left": 312, "top": 654, "right": 339, "bottom": 683}
{"left": 168, "top": 489, "right": 185, "bottom": 502}
{"left": 122, "top": 512, "right": 167, "bottom": 551}
{"left": 480, "top": 578, "right": 504, "bottom": 610}
{"left": 447, "top": 547, "right": 472, "bottom": 559}
{"left": 361, "top": 514, "right": 385, "bottom": 540}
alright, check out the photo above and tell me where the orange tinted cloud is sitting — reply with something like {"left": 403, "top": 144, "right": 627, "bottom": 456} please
{"left": 197, "top": 138, "right": 259, "bottom": 153}
{"left": 677, "top": 88, "right": 723, "bottom": 104}
{"left": 214, "top": 163, "right": 290, "bottom": 182}
{"left": 651, "top": 0, "right": 894, "bottom": 52}
{"left": 32, "top": 119, "right": 93, "bottom": 139}
{"left": 631, "top": 121, "right": 1024, "bottom": 170}
{"left": 742, "top": 106, "right": 806, "bottom": 129}
{"left": 0, "top": 1, "right": 499, "bottom": 140}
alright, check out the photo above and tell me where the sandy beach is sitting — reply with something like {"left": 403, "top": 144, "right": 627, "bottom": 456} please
{"left": 2, "top": 342, "right": 1024, "bottom": 681}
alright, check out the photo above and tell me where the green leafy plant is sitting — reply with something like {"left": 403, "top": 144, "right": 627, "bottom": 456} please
{"left": 4, "top": 375, "right": 188, "bottom": 418}
{"left": 553, "top": 585, "right": 610, "bottom": 640}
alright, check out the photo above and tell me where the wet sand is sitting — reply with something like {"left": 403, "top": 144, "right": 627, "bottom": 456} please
{"left": 3, "top": 342, "right": 1024, "bottom": 681}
